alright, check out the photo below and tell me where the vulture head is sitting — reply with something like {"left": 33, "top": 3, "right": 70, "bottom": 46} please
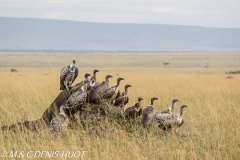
{"left": 172, "top": 98, "right": 179, "bottom": 103}
{"left": 151, "top": 97, "right": 158, "bottom": 101}
{"left": 125, "top": 84, "right": 132, "bottom": 88}
{"left": 180, "top": 104, "right": 188, "bottom": 109}
{"left": 150, "top": 97, "right": 158, "bottom": 105}
{"left": 105, "top": 75, "right": 113, "bottom": 79}
{"left": 117, "top": 77, "right": 124, "bottom": 81}
{"left": 84, "top": 73, "right": 91, "bottom": 78}
{"left": 93, "top": 69, "right": 99, "bottom": 74}
{"left": 178, "top": 104, "right": 188, "bottom": 117}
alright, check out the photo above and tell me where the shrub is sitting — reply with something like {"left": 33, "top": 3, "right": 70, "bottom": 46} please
{"left": 11, "top": 68, "right": 18, "bottom": 72}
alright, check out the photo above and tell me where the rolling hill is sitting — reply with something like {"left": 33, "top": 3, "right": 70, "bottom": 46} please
{"left": 0, "top": 17, "right": 240, "bottom": 52}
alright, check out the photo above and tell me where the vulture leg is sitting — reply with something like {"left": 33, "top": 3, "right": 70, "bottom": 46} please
{"left": 120, "top": 107, "right": 125, "bottom": 120}
{"left": 64, "top": 81, "right": 69, "bottom": 93}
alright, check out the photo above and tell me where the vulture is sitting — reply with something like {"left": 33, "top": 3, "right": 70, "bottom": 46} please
{"left": 89, "top": 69, "right": 99, "bottom": 89}
{"left": 60, "top": 59, "right": 79, "bottom": 92}
{"left": 103, "top": 77, "right": 124, "bottom": 101}
{"left": 142, "top": 97, "right": 158, "bottom": 127}
{"left": 87, "top": 75, "right": 113, "bottom": 103}
{"left": 155, "top": 98, "right": 179, "bottom": 121}
{"left": 158, "top": 104, "right": 188, "bottom": 133}
{"left": 49, "top": 78, "right": 89, "bottom": 134}
{"left": 70, "top": 73, "right": 91, "bottom": 94}
{"left": 124, "top": 97, "right": 143, "bottom": 119}
{"left": 113, "top": 84, "right": 132, "bottom": 107}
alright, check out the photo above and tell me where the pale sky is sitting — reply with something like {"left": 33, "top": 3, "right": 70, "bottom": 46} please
{"left": 1, "top": 0, "right": 240, "bottom": 28}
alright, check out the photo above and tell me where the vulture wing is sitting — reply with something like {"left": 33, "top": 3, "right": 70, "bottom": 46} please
{"left": 160, "top": 108, "right": 171, "bottom": 114}
{"left": 60, "top": 66, "right": 69, "bottom": 80}
{"left": 155, "top": 112, "right": 173, "bottom": 122}
{"left": 124, "top": 106, "right": 135, "bottom": 118}
{"left": 137, "top": 108, "right": 143, "bottom": 116}
{"left": 142, "top": 106, "right": 156, "bottom": 127}
{"left": 124, "top": 96, "right": 129, "bottom": 105}
{"left": 114, "top": 95, "right": 125, "bottom": 106}
{"left": 70, "top": 81, "right": 83, "bottom": 94}
{"left": 115, "top": 90, "right": 121, "bottom": 100}
{"left": 104, "top": 88, "right": 116, "bottom": 99}
{"left": 60, "top": 66, "right": 70, "bottom": 90}
{"left": 71, "top": 67, "right": 78, "bottom": 85}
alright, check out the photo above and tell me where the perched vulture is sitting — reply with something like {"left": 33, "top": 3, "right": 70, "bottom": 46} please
{"left": 87, "top": 75, "right": 113, "bottom": 103}
{"left": 89, "top": 69, "right": 99, "bottom": 90}
{"left": 103, "top": 77, "right": 124, "bottom": 101}
{"left": 142, "top": 97, "right": 158, "bottom": 127}
{"left": 113, "top": 84, "right": 132, "bottom": 107}
{"left": 158, "top": 104, "right": 188, "bottom": 133}
{"left": 155, "top": 98, "right": 179, "bottom": 121}
{"left": 60, "top": 60, "right": 79, "bottom": 92}
{"left": 124, "top": 97, "right": 143, "bottom": 119}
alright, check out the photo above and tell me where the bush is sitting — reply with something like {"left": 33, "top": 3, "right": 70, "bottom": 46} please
{"left": 10, "top": 68, "right": 18, "bottom": 72}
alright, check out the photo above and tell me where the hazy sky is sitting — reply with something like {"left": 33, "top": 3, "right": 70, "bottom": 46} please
{"left": 1, "top": 0, "right": 240, "bottom": 28}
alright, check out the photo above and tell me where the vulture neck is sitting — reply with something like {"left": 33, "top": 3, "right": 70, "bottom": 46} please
{"left": 91, "top": 72, "right": 97, "bottom": 82}
{"left": 115, "top": 79, "right": 121, "bottom": 88}
{"left": 180, "top": 107, "right": 184, "bottom": 116}
{"left": 151, "top": 99, "right": 155, "bottom": 105}
{"left": 70, "top": 63, "right": 76, "bottom": 69}
{"left": 138, "top": 100, "right": 142, "bottom": 107}
{"left": 171, "top": 101, "right": 176, "bottom": 111}
{"left": 124, "top": 87, "right": 128, "bottom": 95}
{"left": 81, "top": 80, "right": 87, "bottom": 92}
{"left": 105, "top": 77, "right": 109, "bottom": 84}
{"left": 59, "top": 105, "right": 67, "bottom": 118}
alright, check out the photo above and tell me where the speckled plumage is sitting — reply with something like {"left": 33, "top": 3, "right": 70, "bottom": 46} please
{"left": 158, "top": 104, "right": 187, "bottom": 133}
{"left": 60, "top": 60, "right": 78, "bottom": 91}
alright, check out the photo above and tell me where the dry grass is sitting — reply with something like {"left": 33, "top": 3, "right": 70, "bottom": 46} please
{"left": 0, "top": 53, "right": 240, "bottom": 159}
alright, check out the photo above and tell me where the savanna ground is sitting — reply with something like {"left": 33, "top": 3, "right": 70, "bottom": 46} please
{"left": 0, "top": 53, "right": 240, "bottom": 159}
